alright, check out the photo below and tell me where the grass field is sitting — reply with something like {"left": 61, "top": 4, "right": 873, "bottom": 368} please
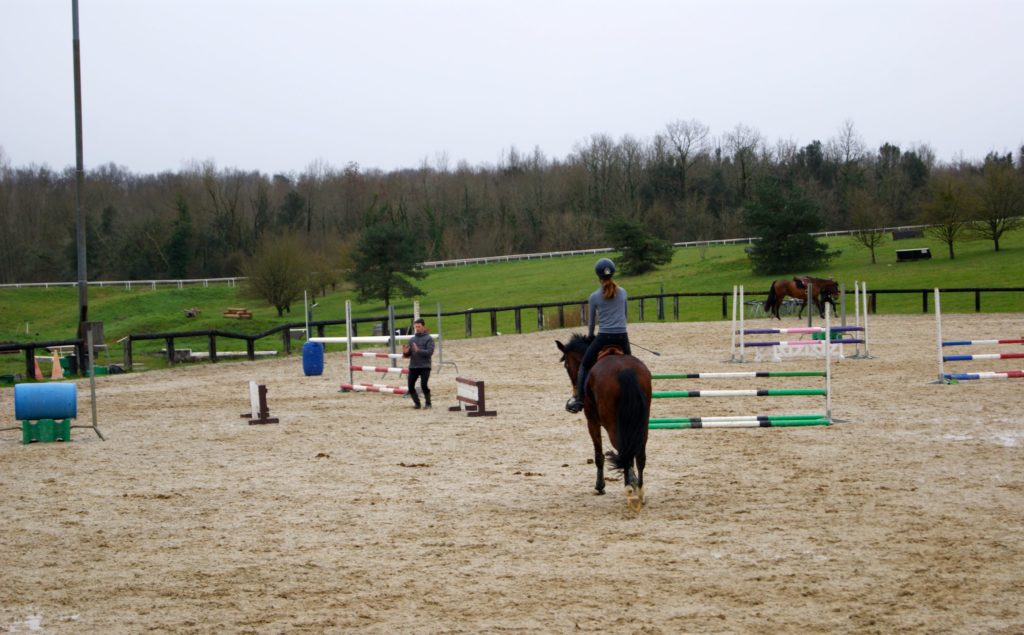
{"left": 2, "top": 228, "right": 1022, "bottom": 377}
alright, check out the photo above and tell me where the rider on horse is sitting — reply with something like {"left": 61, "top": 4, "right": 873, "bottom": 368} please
{"left": 565, "top": 258, "right": 631, "bottom": 414}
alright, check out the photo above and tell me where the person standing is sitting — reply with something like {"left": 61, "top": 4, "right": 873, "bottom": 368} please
{"left": 404, "top": 318, "right": 435, "bottom": 409}
{"left": 565, "top": 258, "right": 631, "bottom": 413}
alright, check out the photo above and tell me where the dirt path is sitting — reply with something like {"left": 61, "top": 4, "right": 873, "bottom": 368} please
{"left": 2, "top": 314, "right": 1022, "bottom": 634}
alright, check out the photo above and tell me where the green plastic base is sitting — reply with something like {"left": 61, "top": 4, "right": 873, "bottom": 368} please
{"left": 22, "top": 419, "right": 72, "bottom": 444}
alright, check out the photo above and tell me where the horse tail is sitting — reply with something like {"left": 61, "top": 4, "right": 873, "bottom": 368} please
{"left": 613, "top": 367, "right": 648, "bottom": 473}
{"left": 764, "top": 282, "right": 777, "bottom": 314}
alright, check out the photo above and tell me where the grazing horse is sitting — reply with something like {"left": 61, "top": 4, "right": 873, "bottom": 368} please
{"left": 763, "top": 276, "right": 840, "bottom": 320}
{"left": 556, "top": 334, "right": 652, "bottom": 512}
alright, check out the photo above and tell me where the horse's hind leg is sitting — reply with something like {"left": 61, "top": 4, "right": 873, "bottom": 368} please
{"left": 588, "top": 422, "right": 605, "bottom": 495}
{"left": 625, "top": 451, "right": 646, "bottom": 512}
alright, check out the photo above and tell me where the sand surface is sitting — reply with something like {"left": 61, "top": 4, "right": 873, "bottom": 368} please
{"left": 2, "top": 313, "right": 1023, "bottom": 634}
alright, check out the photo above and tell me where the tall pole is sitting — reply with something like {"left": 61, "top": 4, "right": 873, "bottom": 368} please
{"left": 72, "top": 1, "right": 89, "bottom": 358}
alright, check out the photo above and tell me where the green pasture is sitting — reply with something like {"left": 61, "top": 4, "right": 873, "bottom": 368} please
{"left": 2, "top": 229, "right": 1022, "bottom": 377}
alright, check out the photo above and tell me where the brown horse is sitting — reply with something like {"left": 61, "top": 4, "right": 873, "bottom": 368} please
{"left": 764, "top": 276, "right": 840, "bottom": 320}
{"left": 556, "top": 334, "right": 652, "bottom": 512}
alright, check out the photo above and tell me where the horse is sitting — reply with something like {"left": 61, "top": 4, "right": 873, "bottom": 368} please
{"left": 763, "top": 276, "right": 840, "bottom": 320}
{"left": 556, "top": 333, "right": 652, "bottom": 512}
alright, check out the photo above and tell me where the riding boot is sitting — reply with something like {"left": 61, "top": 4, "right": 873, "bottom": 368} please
{"left": 565, "top": 368, "right": 587, "bottom": 413}
{"left": 410, "top": 390, "right": 421, "bottom": 409}
{"left": 424, "top": 390, "right": 432, "bottom": 409}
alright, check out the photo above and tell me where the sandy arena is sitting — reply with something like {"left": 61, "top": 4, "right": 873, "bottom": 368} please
{"left": 2, "top": 313, "right": 1023, "bottom": 634}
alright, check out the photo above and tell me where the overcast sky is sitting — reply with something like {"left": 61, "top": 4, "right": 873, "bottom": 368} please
{"left": 2, "top": 0, "right": 1022, "bottom": 176}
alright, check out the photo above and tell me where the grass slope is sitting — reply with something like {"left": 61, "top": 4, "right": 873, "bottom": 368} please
{"left": 2, "top": 229, "right": 1021, "bottom": 375}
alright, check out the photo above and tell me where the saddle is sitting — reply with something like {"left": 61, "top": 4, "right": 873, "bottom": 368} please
{"left": 597, "top": 345, "right": 625, "bottom": 362}
{"left": 793, "top": 276, "right": 808, "bottom": 290}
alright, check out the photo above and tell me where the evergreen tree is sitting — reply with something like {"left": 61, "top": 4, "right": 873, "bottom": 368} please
{"left": 743, "top": 177, "right": 836, "bottom": 274}
{"left": 348, "top": 223, "right": 427, "bottom": 308}
{"left": 603, "top": 216, "right": 674, "bottom": 275}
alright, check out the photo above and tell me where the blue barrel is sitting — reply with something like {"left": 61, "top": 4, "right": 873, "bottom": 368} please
{"left": 302, "top": 341, "right": 324, "bottom": 376}
{"left": 14, "top": 382, "right": 78, "bottom": 420}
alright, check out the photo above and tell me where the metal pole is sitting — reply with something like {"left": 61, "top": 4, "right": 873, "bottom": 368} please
{"left": 72, "top": 1, "right": 89, "bottom": 339}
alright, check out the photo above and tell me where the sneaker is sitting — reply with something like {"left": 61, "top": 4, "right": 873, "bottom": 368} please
{"left": 565, "top": 397, "right": 583, "bottom": 413}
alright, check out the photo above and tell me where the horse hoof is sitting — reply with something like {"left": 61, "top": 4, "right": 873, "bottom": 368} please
{"left": 594, "top": 488, "right": 605, "bottom": 496}
{"left": 625, "top": 485, "right": 643, "bottom": 512}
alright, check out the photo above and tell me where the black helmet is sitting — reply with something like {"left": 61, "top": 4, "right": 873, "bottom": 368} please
{"left": 595, "top": 258, "right": 615, "bottom": 279}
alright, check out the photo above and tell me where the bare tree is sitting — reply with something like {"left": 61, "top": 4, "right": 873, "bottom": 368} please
{"left": 973, "top": 159, "right": 1023, "bottom": 251}
{"left": 662, "top": 118, "right": 710, "bottom": 199}
{"left": 919, "top": 171, "right": 977, "bottom": 259}
{"left": 847, "top": 187, "right": 890, "bottom": 264}
{"left": 725, "top": 124, "right": 763, "bottom": 201}
{"left": 242, "top": 233, "right": 312, "bottom": 316}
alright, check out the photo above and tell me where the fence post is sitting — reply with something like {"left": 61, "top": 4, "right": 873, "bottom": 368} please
{"left": 282, "top": 328, "right": 292, "bottom": 355}
{"left": 514, "top": 308, "right": 522, "bottom": 333}
{"left": 536, "top": 307, "right": 544, "bottom": 331}
{"left": 722, "top": 293, "right": 728, "bottom": 318}
{"left": 558, "top": 305, "right": 565, "bottom": 328}
{"left": 638, "top": 298, "right": 645, "bottom": 321}
{"left": 209, "top": 333, "right": 218, "bottom": 363}
{"left": 24, "top": 347, "right": 35, "bottom": 379}
{"left": 657, "top": 294, "right": 665, "bottom": 320}
{"left": 246, "top": 338, "right": 255, "bottom": 360}
{"left": 922, "top": 290, "right": 928, "bottom": 313}
{"left": 124, "top": 337, "right": 133, "bottom": 371}
{"left": 975, "top": 290, "right": 981, "bottom": 312}
{"left": 464, "top": 312, "right": 472, "bottom": 338}
{"left": 490, "top": 310, "right": 498, "bottom": 335}
{"left": 673, "top": 295, "right": 679, "bottom": 320}
{"left": 165, "top": 336, "right": 175, "bottom": 364}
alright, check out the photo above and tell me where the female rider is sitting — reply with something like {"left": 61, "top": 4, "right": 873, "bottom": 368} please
{"left": 565, "top": 257, "right": 630, "bottom": 413}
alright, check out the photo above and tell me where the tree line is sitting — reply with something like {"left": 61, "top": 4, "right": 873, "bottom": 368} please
{"left": 1, "top": 120, "right": 1022, "bottom": 287}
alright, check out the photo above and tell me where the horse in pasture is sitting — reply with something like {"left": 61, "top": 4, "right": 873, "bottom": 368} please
{"left": 763, "top": 276, "right": 840, "bottom": 320}
{"left": 556, "top": 334, "right": 652, "bottom": 512}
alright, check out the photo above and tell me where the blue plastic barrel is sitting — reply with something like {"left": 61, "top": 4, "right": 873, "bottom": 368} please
{"left": 302, "top": 341, "right": 324, "bottom": 376}
{"left": 14, "top": 382, "right": 78, "bottom": 420}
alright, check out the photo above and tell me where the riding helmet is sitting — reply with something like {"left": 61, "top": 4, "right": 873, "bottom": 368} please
{"left": 594, "top": 258, "right": 616, "bottom": 279}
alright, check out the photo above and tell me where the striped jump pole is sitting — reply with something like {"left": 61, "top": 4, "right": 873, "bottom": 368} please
{"left": 943, "top": 340, "right": 1024, "bottom": 347}
{"left": 350, "top": 351, "right": 406, "bottom": 360}
{"left": 653, "top": 371, "right": 825, "bottom": 379}
{"left": 654, "top": 388, "right": 826, "bottom": 398}
{"left": 943, "top": 371, "right": 1024, "bottom": 381}
{"left": 743, "top": 338, "right": 864, "bottom": 347}
{"left": 650, "top": 415, "right": 830, "bottom": 429}
{"left": 349, "top": 364, "right": 410, "bottom": 375}
{"left": 934, "top": 287, "right": 1024, "bottom": 384}
{"left": 943, "top": 353, "right": 1024, "bottom": 362}
{"left": 340, "top": 383, "right": 409, "bottom": 395}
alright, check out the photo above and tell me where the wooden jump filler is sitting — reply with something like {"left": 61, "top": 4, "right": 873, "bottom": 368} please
{"left": 449, "top": 376, "right": 497, "bottom": 417}
{"left": 242, "top": 381, "right": 279, "bottom": 425}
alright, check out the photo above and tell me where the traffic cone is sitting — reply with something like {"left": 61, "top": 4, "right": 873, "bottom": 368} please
{"left": 34, "top": 357, "right": 43, "bottom": 380}
{"left": 51, "top": 352, "right": 64, "bottom": 380}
